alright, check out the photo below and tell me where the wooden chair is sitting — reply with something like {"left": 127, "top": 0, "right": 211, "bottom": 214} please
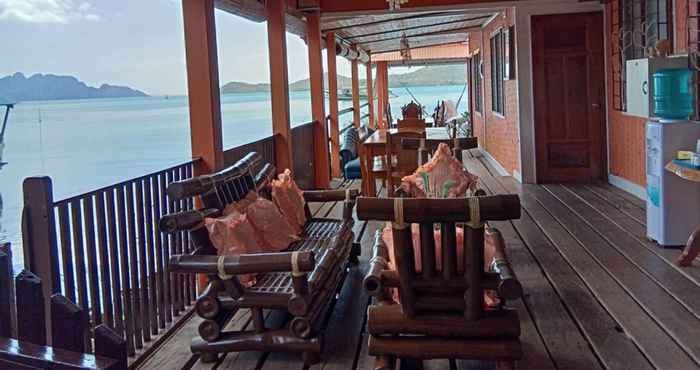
{"left": 401, "top": 136, "right": 479, "bottom": 164}
{"left": 378, "top": 130, "right": 425, "bottom": 195}
{"left": 396, "top": 117, "right": 426, "bottom": 132}
{"left": 401, "top": 101, "right": 422, "bottom": 119}
{"left": 159, "top": 152, "right": 359, "bottom": 365}
{"left": 357, "top": 195, "right": 523, "bottom": 370}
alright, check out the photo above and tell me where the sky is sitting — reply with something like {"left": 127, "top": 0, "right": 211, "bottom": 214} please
{"left": 0, "top": 0, "right": 361, "bottom": 96}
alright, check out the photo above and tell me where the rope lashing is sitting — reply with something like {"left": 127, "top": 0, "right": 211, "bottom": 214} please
{"left": 392, "top": 197, "right": 409, "bottom": 230}
{"left": 467, "top": 197, "right": 484, "bottom": 228}
{"left": 217, "top": 255, "right": 234, "bottom": 280}
{"left": 346, "top": 189, "right": 352, "bottom": 202}
{"left": 291, "top": 251, "right": 305, "bottom": 277}
{"left": 370, "top": 255, "right": 389, "bottom": 267}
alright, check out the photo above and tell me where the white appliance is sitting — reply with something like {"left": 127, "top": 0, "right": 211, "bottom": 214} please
{"left": 646, "top": 120, "right": 700, "bottom": 246}
{"left": 626, "top": 56, "right": 689, "bottom": 118}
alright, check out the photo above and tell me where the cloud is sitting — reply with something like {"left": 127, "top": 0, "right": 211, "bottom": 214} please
{"left": 0, "top": 0, "right": 102, "bottom": 23}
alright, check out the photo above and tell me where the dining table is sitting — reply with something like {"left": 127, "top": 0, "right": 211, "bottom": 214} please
{"left": 666, "top": 159, "right": 700, "bottom": 267}
{"left": 359, "top": 127, "right": 461, "bottom": 197}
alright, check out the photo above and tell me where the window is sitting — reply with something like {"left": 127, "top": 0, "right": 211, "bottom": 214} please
{"left": 490, "top": 29, "right": 506, "bottom": 115}
{"left": 472, "top": 52, "right": 483, "bottom": 113}
{"left": 612, "top": 0, "right": 673, "bottom": 111}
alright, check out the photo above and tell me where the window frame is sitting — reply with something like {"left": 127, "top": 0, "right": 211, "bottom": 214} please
{"left": 472, "top": 51, "right": 483, "bottom": 114}
{"left": 612, "top": 0, "right": 673, "bottom": 111}
{"left": 490, "top": 28, "right": 506, "bottom": 116}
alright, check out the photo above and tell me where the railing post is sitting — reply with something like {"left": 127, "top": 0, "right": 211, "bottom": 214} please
{"left": 95, "top": 324, "right": 128, "bottom": 369}
{"left": 21, "top": 176, "right": 59, "bottom": 344}
{"left": 15, "top": 270, "right": 46, "bottom": 345}
{"left": 0, "top": 243, "right": 15, "bottom": 338}
{"left": 326, "top": 32, "right": 342, "bottom": 179}
{"left": 351, "top": 56, "right": 361, "bottom": 128}
{"left": 306, "top": 11, "right": 331, "bottom": 188}
{"left": 366, "top": 55, "right": 375, "bottom": 128}
{"left": 51, "top": 294, "right": 87, "bottom": 353}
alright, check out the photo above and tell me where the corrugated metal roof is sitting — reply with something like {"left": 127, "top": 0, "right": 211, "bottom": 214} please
{"left": 373, "top": 42, "right": 469, "bottom": 63}
{"left": 321, "top": 9, "right": 497, "bottom": 54}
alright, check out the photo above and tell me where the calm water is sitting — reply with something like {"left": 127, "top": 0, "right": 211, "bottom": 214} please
{"left": 0, "top": 84, "right": 465, "bottom": 270}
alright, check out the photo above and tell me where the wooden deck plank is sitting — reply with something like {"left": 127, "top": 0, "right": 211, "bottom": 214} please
{"left": 489, "top": 175, "right": 700, "bottom": 370}
{"left": 480, "top": 177, "right": 653, "bottom": 370}
{"left": 585, "top": 184, "right": 646, "bottom": 224}
{"left": 136, "top": 315, "right": 202, "bottom": 369}
{"left": 562, "top": 184, "right": 700, "bottom": 287}
{"left": 518, "top": 182, "right": 700, "bottom": 367}
{"left": 543, "top": 184, "right": 700, "bottom": 320}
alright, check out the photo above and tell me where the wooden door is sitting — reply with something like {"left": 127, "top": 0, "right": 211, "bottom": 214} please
{"left": 533, "top": 12, "right": 606, "bottom": 183}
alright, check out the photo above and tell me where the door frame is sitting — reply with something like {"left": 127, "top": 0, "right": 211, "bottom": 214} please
{"left": 512, "top": 3, "right": 605, "bottom": 184}
{"left": 530, "top": 11, "right": 608, "bottom": 183}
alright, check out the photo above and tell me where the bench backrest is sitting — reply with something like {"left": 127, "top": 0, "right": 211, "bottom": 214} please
{"left": 167, "top": 152, "right": 276, "bottom": 210}
{"left": 160, "top": 153, "right": 278, "bottom": 254}
{"left": 357, "top": 195, "right": 521, "bottom": 320}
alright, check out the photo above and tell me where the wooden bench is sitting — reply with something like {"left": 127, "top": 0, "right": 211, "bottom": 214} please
{"left": 358, "top": 195, "right": 523, "bottom": 369}
{"left": 159, "top": 152, "right": 359, "bottom": 365}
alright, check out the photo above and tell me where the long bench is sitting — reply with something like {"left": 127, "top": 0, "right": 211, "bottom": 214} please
{"left": 159, "top": 152, "right": 359, "bottom": 365}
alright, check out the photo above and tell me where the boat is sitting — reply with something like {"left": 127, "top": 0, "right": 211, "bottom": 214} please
{"left": 0, "top": 97, "right": 15, "bottom": 170}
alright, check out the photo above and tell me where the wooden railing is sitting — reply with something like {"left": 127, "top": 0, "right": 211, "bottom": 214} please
{"left": 1, "top": 243, "right": 126, "bottom": 369}
{"left": 338, "top": 102, "right": 370, "bottom": 135}
{"left": 15, "top": 129, "right": 322, "bottom": 367}
{"left": 22, "top": 159, "right": 199, "bottom": 367}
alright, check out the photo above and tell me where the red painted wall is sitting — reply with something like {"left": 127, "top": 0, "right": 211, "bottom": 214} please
{"left": 470, "top": 9, "right": 520, "bottom": 175}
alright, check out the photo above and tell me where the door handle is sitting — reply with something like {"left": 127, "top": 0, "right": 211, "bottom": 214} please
{"left": 642, "top": 81, "right": 648, "bottom": 95}
{"left": 591, "top": 103, "right": 600, "bottom": 109}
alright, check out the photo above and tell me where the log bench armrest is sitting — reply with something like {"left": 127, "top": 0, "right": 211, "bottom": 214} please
{"left": 303, "top": 189, "right": 359, "bottom": 203}
{"left": 485, "top": 228, "right": 522, "bottom": 300}
{"left": 304, "top": 189, "right": 359, "bottom": 221}
{"left": 169, "top": 252, "right": 315, "bottom": 276}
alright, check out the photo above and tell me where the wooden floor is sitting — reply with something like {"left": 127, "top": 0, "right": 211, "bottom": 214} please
{"left": 138, "top": 152, "right": 700, "bottom": 370}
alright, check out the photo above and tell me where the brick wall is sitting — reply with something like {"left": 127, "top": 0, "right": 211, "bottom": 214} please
{"left": 470, "top": 9, "right": 520, "bottom": 175}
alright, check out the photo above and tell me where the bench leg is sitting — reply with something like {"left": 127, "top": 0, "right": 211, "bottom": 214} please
{"left": 302, "top": 351, "right": 321, "bottom": 366}
{"left": 350, "top": 242, "right": 361, "bottom": 264}
{"left": 200, "top": 352, "right": 219, "bottom": 363}
{"left": 375, "top": 355, "right": 396, "bottom": 370}
{"left": 496, "top": 360, "right": 517, "bottom": 370}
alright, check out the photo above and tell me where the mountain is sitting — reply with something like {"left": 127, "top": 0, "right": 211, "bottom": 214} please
{"left": 0, "top": 73, "right": 148, "bottom": 101}
{"left": 220, "top": 64, "right": 466, "bottom": 94}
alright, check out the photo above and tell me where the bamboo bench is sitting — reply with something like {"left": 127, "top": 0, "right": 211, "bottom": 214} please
{"left": 358, "top": 195, "right": 523, "bottom": 369}
{"left": 159, "top": 152, "right": 359, "bottom": 365}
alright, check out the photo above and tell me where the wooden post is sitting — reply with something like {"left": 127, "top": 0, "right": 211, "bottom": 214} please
{"left": 182, "top": 0, "right": 224, "bottom": 176}
{"left": 326, "top": 32, "right": 341, "bottom": 178}
{"left": 376, "top": 62, "right": 389, "bottom": 128}
{"left": 15, "top": 270, "right": 45, "bottom": 345}
{"left": 21, "top": 177, "right": 58, "bottom": 344}
{"left": 366, "top": 56, "right": 375, "bottom": 128}
{"left": 51, "top": 294, "right": 86, "bottom": 353}
{"left": 351, "top": 56, "right": 361, "bottom": 128}
{"left": 266, "top": 0, "right": 293, "bottom": 173}
{"left": 0, "top": 243, "right": 15, "bottom": 338}
{"left": 306, "top": 11, "right": 331, "bottom": 189}
{"left": 95, "top": 324, "right": 128, "bottom": 370}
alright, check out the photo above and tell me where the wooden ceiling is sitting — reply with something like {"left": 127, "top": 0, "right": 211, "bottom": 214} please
{"left": 321, "top": 9, "right": 496, "bottom": 54}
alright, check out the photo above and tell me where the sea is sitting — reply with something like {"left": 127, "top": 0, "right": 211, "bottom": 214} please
{"left": 0, "top": 84, "right": 466, "bottom": 271}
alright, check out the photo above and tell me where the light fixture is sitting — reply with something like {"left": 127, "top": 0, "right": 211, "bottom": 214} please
{"left": 387, "top": 0, "right": 409, "bottom": 11}
{"left": 400, "top": 33, "right": 412, "bottom": 63}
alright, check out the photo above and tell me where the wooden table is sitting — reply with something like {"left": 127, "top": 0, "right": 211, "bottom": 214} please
{"left": 665, "top": 159, "right": 700, "bottom": 266}
{"left": 360, "top": 127, "right": 456, "bottom": 196}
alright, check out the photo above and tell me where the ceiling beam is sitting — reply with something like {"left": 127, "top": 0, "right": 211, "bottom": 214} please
{"left": 322, "top": 11, "right": 454, "bottom": 32}
{"left": 358, "top": 26, "right": 479, "bottom": 45}
{"left": 345, "top": 14, "right": 490, "bottom": 40}
{"left": 319, "top": 0, "right": 511, "bottom": 13}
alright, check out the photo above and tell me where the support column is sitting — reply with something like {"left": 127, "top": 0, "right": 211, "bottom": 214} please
{"left": 366, "top": 57, "right": 375, "bottom": 128}
{"left": 182, "top": 0, "right": 223, "bottom": 175}
{"left": 376, "top": 61, "right": 389, "bottom": 128}
{"left": 326, "top": 32, "right": 341, "bottom": 178}
{"left": 306, "top": 12, "right": 331, "bottom": 188}
{"left": 351, "top": 57, "right": 361, "bottom": 128}
{"left": 266, "top": 0, "right": 293, "bottom": 172}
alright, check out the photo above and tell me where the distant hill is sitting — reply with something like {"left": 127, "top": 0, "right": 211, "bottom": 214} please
{"left": 221, "top": 64, "right": 466, "bottom": 94}
{"left": 0, "top": 72, "right": 148, "bottom": 101}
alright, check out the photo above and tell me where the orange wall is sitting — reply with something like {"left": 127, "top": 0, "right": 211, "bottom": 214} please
{"left": 471, "top": 9, "right": 520, "bottom": 175}
{"left": 605, "top": 0, "right": 691, "bottom": 187}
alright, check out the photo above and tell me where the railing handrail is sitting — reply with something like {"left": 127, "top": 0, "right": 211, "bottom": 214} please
{"left": 53, "top": 158, "right": 201, "bottom": 207}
